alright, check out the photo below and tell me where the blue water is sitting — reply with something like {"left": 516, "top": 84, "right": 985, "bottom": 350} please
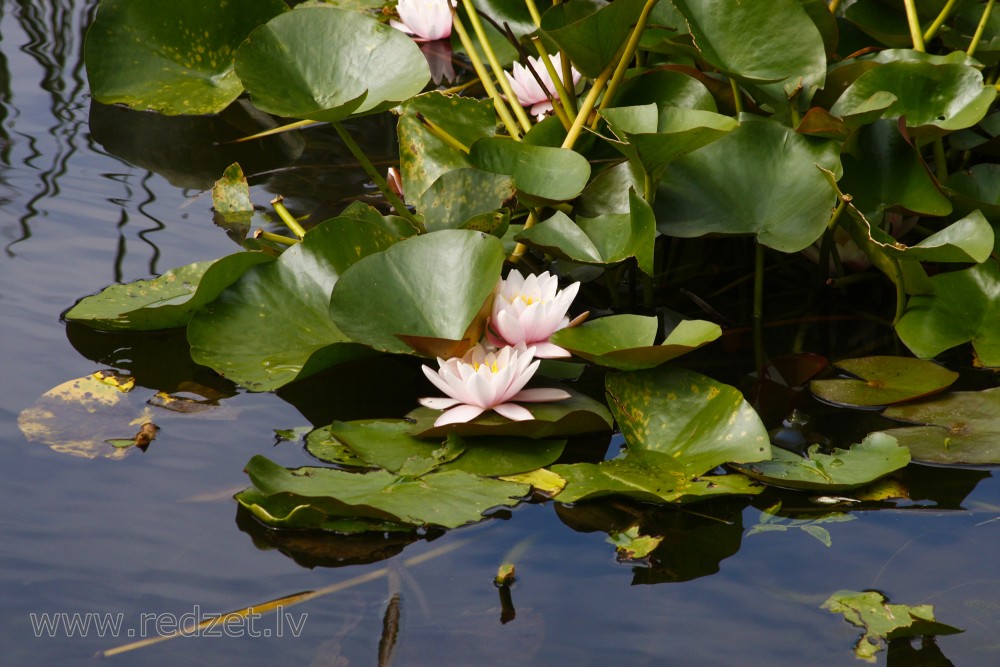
{"left": 3, "top": 2, "right": 1000, "bottom": 665}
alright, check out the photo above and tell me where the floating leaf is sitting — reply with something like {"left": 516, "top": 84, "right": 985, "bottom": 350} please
{"left": 85, "top": 0, "right": 288, "bottom": 115}
{"left": 239, "top": 455, "right": 530, "bottom": 530}
{"left": 822, "top": 590, "right": 962, "bottom": 663}
{"left": 552, "top": 451, "right": 764, "bottom": 504}
{"left": 66, "top": 253, "right": 273, "bottom": 331}
{"left": 406, "top": 388, "right": 613, "bottom": 439}
{"left": 234, "top": 7, "right": 430, "bottom": 122}
{"left": 810, "top": 356, "right": 958, "bottom": 407}
{"left": 880, "top": 387, "right": 1000, "bottom": 464}
{"left": 605, "top": 367, "right": 771, "bottom": 473}
{"left": 416, "top": 168, "right": 514, "bottom": 232}
{"left": 212, "top": 162, "right": 254, "bottom": 224}
{"left": 656, "top": 120, "right": 841, "bottom": 252}
{"left": 550, "top": 315, "right": 721, "bottom": 371}
{"left": 329, "top": 230, "right": 504, "bottom": 356}
{"left": 879, "top": 210, "right": 994, "bottom": 264}
{"left": 733, "top": 433, "right": 910, "bottom": 492}
{"left": 188, "top": 218, "right": 396, "bottom": 391}
{"left": 895, "top": 260, "right": 1000, "bottom": 367}
{"left": 469, "top": 137, "right": 591, "bottom": 205}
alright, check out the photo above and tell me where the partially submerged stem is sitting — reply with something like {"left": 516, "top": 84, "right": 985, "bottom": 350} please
{"left": 968, "top": 0, "right": 996, "bottom": 58}
{"left": 331, "top": 122, "right": 424, "bottom": 232}
{"left": 227, "top": 119, "right": 321, "bottom": 144}
{"left": 923, "top": 0, "right": 958, "bottom": 42}
{"left": 451, "top": 9, "right": 523, "bottom": 140}
{"left": 460, "top": 0, "right": 533, "bottom": 134}
{"left": 902, "top": 0, "right": 926, "bottom": 51}
{"left": 254, "top": 228, "right": 299, "bottom": 246}
{"left": 270, "top": 196, "right": 307, "bottom": 239}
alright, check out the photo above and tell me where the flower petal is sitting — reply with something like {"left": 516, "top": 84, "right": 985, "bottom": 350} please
{"left": 511, "top": 387, "right": 571, "bottom": 402}
{"left": 419, "top": 396, "right": 462, "bottom": 410}
{"left": 434, "top": 403, "right": 486, "bottom": 426}
{"left": 492, "top": 402, "right": 534, "bottom": 421}
{"left": 531, "top": 341, "right": 572, "bottom": 358}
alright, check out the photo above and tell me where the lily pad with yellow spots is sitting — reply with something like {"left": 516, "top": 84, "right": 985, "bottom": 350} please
{"left": 810, "top": 356, "right": 958, "bottom": 407}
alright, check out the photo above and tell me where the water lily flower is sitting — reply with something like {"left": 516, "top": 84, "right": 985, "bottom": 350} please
{"left": 391, "top": 0, "right": 456, "bottom": 41}
{"left": 419, "top": 344, "right": 570, "bottom": 426}
{"left": 504, "top": 53, "right": 581, "bottom": 121}
{"left": 487, "top": 270, "right": 582, "bottom": 358}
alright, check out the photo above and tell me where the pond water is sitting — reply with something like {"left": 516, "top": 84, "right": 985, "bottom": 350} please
{"left": 3, "top": 1, "right": 1000, "bottom": 665}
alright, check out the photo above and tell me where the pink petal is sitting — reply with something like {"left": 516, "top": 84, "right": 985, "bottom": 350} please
{"left": 419, "top": 396, "right": 462, "bottom": 410}
{"left": 495, "top": 308, "right": 527, "bottom": 346}
{"left": 531, "top": 341, "right": 571, "bottom": 358}
{"left": 422, "top": 365, "right": 461, "bottom": 399}
{"left": 492, "top": 402, "right": 534, "bottom": 421}
{"left": 434, "top": 404, "right": 486, "bottom": 426}
{"left": 512, "top": 387, "right": 571, "bottom": 402}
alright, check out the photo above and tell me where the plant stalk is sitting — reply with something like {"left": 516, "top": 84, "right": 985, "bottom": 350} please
{"left": 593, "top": 0, "right": 659, "bottom": 124}
{"left": 968, "top": 0, "right": 996, "bottom": 58}
{"left": 891, "top": 257, "right": 907, "bottom": 325}
{"left": 508, "top": 209, "right": 539, "bottom": 264}
{"left": 923, "top": 0, "right": 958, "bottom": 42}
{"left": 730, "top": 78, "right": 744, "bottom": 115}
{"left": 562, "top": 56, "right": 619, "bottom": 150}
{"left": 532, "top": 38, "right": 576, "bottom": 125}
{"left": 270, "top": 196, "right": 307, "bottom": 239}
{"left": 254, "top": 229, "right": 299, "bottom": 246}
{"left": 902, "top": 0, "right": 926, "bottom": 51}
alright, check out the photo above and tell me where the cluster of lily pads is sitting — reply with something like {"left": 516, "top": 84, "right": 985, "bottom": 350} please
{"left": 68, "top": 0, "right": 1000, "bottom": 566}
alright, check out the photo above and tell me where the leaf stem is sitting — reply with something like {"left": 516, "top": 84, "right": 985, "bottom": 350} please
{"left": 254, "top": 228, "right": 299, "bottom": 246}
{"left": 270, "top": 196, "right": 307, "bottom": 239}
{"left": 331, "top": 122, "right": 425, "bottom": 232}
{"left": 508, "top": 209, "right": 539, "bottom": 264}
{"left": 451, "top": 9, "right": 523, "bottom": 140}
{"left": 902, "top": 0, "right": 926, "bottom": 51}
{"left": 532, "top": 38, "right": 576, "bottom": 125}
{"left": 891, "top": 258, "right": 907, "bottom": 325}
{"left": 460, "top": 0, "right": 534, "bottom": 134}
{"left": 933, "top": 137, "right": 948, "bottom": 181}
{"left": 593, "top": 0, "right": 659, "bottom": 125}
{"left": 730, "top": 78, "right": 744, "bottom": 115}
{"left": 416, "top": 112, "right": 471, "bottom": 153}
{"left": 923, "top": 0, "right": 958, "bottom": 42}
{"left": 562, "top": 56, "right": 619, "bottom": 150}
{"left": 968, "top": 0, "right": 996, "bottom": 58}
{"left": 524, "top": 0, "right": 542, "bottom": 26}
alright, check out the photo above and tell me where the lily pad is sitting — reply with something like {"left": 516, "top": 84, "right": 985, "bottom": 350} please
{"left": 822, "top": 590, "right": 962, "bottom": 663}
{"left": 329, "top": 229, "right": 504, "bottom": 356}
{"left": 552, "top": 450, "right": 763, "bottom": 504}
{"left": 655, "top": 120, "right": 841, "bottom": 253}
{"left": 810, "top": 356, "right": 958, "bottom": 407}
{"left": 733, "top": 433, "right": 910, "bottom": 492}
{"left": 513, "top": 190, "right": 655, "bottom": 274}
{"left": 85, "top": 0, "right": 288, "bottom": 115}
{"left": 188, "top": 218, "right": 397, "bottom": 391}
{"left": 549, "top": 315, "right": 721, "bottom": 371}
{"left": 605, "top": 367, "right": 771, "bottom": 473}
{"left": 406, "top": 388, "right": 613, "bottom": 439}
{"left": 880, "top": 387, "right": 1000, "bottom": 464}
{"left": 895, "top": 260, "right": 1000, "bottom": 367}
{"left": 212, "top": 163, "right": 254, "bottom": 224}
{"left": 320, "top": 419, "right": 567, "bottom": 477}
{"left": 234, "top": 7, "right": 430, "bottom": 122}
{"left": 239, "top": 455, "right": 530, "bottom": 530}
{"left": 416, "top": 168, "right": 515, "bottom": 232}
{"left": 65, "top": 253, "right": 274, "bottom": 331}
{"left": 468, "top": 137, "right": 592, "bottom": 205}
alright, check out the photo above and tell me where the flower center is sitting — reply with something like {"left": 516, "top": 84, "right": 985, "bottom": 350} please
{"left": 473, "top": 360, "right": 500, "bottom": 374}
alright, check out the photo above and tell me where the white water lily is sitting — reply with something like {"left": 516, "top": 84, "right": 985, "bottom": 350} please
{"left": 419, "top": 344, "right": 570, "bottom": 426}
{"left": 391, "top": 0, "right": 456, "bottom": 41}
{"left": 504, "top": 53, "right": 581, "bottom": 121}
{"left": 487, "top": 269, "right": 582, "bottom": 358}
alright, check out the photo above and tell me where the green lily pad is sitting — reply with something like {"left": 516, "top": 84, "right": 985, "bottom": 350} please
{"left": 733, "top": 433, "right": 910, "bottom": 492}
{"left": 552, "top": 450, "right": 764, "bottom": 504}
{"left": 881, "top": 210, "right": 994, "bottom": 263}
{"left": 469, "top": 137, "right": 592, "bottom": 205}
{"left": 946, "top": 164, "right": 1000, "bottom": 224}
{"left": 831, "top": 60, "right": 996, "bottom": 136}
{"left": 539, "top": 0, "right": 648, "bottom": 78}
{"left": 810, "top": 356, "right": 958, "bottom": 407}
{"left": 895, "top": 260, "right": 1000, "bottom": 367}
{"left": 416, "top": 168, "right": 515, "bottom": 232}
{"left": 212, "top": 163, "right": 254, "bottom": 224}
{"left": 655, "top": 120, "right": 841, "bottom": 252}
{"left": 513, "top": 190, "right": 655, "bottom": 274}
{"left": 880, "top": 387, "right": 1000, "bottom": 464}
{"left": 65, "top": 253, "right": 273, "bottom": 331}
{"left": 611, "top": 69, "right": 717, "bottom": 112}
{"left": 304, "top": 425, "right": 372, "bottom": 468}
{"left": 239, "top": 455, "right": 530, "bottom": 530}
{"left": 605, "top": 366, "right": 771, "bottom": 473}
{"left": 329, "top": 229, "right": 504, "bottom": 356}
{"left": 396, "top": 92, "right": 498, "bottom": 204}
{"left": 550, "top": 315, "right": 721, "bottom": 371}
{"left": 320, "top": 419, "right": 567, "bottom": 477}
{"left": 234, "top": 7, "right": 430, "bottom": 122}
{"left": 822, "top": 590, "right": 962, "bottom": 663}
{"left": 188, "top": 218, "right": 397, "bottom": 391}
{"left": 670, "top": 0, "right": 826, "bottom": 102}
{"left": 600, "top": 104, "right": 738, "bottom": 182}
{"left": 406, "top": 388, "right": 613, "bottom": 439}
{"left": 85, "top": 0, "right": 288, "bottom": 115}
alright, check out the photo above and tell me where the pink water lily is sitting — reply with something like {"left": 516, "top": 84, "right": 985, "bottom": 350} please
{"left": 391, "top": 0, "right": 456, "bottom": 41}
{"left": 487, "top": 270, "right": 582, "bottom": 358}
{"left": 504, "top": 53, "right": 581, "bottom": 121}
{"left": 419, "top": 344, "right": 570, "bottom": 426}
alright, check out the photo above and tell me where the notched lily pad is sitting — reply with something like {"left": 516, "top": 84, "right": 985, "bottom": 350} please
{"left": 733, "top": 433, "right": 910, "bottom": 491}
{"left": 550, "top": 315, "right": 721, "bottom": 371}
{"left": 880, "top": 387, "right": 1000, "bottom": 464}
{"left": 810, "top": 356, "right": 958, "bottom": 407}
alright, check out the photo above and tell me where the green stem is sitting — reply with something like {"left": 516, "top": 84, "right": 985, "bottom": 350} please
{"left": 416, "top": 113, "right": 470, "bottom": 153}
{"left": 451, "top": 10, "right": 522, "bottom": 140}
{"left": 968, "top": 0, "right": 996, "bottom": 58}
{"left": 902, "top": 0, "right": 926, "bottom": 51}
{"left": 532, "top": 39, "right": 576, "bottom": 125}
{"left": 331, "top": 122, "right": 424, "bottom": 232}
{"left": 753, "top": 242, "right": 765, "bottom": 372}
{"left": 891, "top": 258, "right": 907, "bottom": 325}
{"left": 254, "top": 228, "right": 299, "bottom": 246}
{"left": 593, "top": 0, "right": 658, "bottom": 124}
{"left": 460, "top": 0, "right": 533, "bottom": 134}
{"left": 829, "top": 0, "right": 841, "bottom": 13}
{"left": 524, "top": 0, "right": 542, "bottom": 26}
{"left": 730, "top": 78, "right": 744, "bottom": 115}
{"left": 933, "top": 137, "right": 948, "bottom": 181}
{"left": 562, "top": 57, "right": 619, "bottom": 150}
{"left": 923, "top": 0, "right": 958, "bottom": 42}
{"left": 270, "top": 196, "right": 307, "bottom": 239}
{"left": 508, "top": 209, "right": 539, "bottom": 264}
